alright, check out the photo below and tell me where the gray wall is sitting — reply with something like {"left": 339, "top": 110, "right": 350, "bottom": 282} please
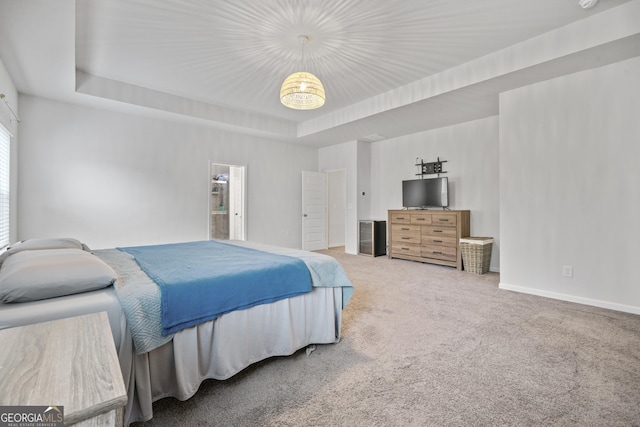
{"left": 369, "top": 116, "right": 501, "bottom": 271}
{"left": 9, "top": 12, "right": 640, "bottom": 314}
{"left": 499, "top": 56, "right": 640, "bottom": 313}
{"left": 17, "top": 95, "right": 317, "bottom": 249}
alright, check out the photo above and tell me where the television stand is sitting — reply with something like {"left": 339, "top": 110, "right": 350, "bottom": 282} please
{"left": 388, "top": 209, "right": 470, "bottom": 270}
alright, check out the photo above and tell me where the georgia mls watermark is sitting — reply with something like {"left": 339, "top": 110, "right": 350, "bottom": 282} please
{"left": 0, "top": 406, "right": 63, "bottom": 427}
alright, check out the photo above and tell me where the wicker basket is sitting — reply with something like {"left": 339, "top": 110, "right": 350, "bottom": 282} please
{"left": 460, "top": 237, "right": 493, "bottom": 274}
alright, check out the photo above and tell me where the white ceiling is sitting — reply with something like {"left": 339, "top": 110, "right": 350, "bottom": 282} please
{"left": 0, "top": 0, "right": 637, "bottom": 146}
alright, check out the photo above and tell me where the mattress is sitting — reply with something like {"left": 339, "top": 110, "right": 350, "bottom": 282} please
{"left": 0, "top": 286, "right": 126, "bottom": 351}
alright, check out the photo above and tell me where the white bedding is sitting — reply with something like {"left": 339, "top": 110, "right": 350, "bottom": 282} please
{"left": 0, "top": 286, "right": 126, "bottom": 349}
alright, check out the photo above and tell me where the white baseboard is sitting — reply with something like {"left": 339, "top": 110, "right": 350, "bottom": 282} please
{"left": 499, "top": 282, "right": 640, "bottom": 315}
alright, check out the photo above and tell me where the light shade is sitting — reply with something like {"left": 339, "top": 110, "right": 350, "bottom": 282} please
{"left": 280, "top": 71, "right": 325, "bottom": 110}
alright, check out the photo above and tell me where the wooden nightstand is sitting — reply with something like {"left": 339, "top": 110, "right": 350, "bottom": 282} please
{"left": 0, "top": 312, "right": 126, "bottom": 426}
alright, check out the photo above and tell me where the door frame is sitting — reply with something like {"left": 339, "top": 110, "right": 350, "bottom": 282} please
{"left": 209, "top": 162, "right": 247, "bottom": 241}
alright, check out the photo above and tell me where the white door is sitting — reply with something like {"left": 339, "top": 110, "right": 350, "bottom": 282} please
{"left": 302, "top": 171, "right": 328, "bottom": 251}
{"left": 229, "top": 165, "right": 245, "bottom": 240}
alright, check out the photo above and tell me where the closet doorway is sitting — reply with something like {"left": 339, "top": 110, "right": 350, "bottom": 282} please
{"left": 209, "top": 162, "right": 246, "bottom": 241}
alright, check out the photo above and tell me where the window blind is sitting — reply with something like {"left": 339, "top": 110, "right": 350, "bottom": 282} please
{"left": 0, "top": 124, "right": 10, "bottom": 248}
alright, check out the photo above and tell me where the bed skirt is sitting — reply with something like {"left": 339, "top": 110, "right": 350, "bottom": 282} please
{"left": 120, "top": 286, "right": 343, "bottom": 426}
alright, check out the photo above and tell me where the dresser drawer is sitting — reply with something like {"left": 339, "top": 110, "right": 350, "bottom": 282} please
{"left": 392, "top": 224, "right": 421, "bottom": 244}
{"left": 391, "top": 243, "right": 421, "bottom": 257}
{"left": 410, "top": 213, "right": 432, "bottom": 225}
{"left": 422, "top": 225, "right": 458, "bottom": 238}
{"left": 421, "top": 244, "right": 457, "bottom": 261}
{"left": 420, "top": 233, "right": 457, "bottom": 247}
{"left": 390, "top": 212, "right": 411, "bottom": 224}
{"left": 431, "top": 214, "right": 457, "bottom": 227}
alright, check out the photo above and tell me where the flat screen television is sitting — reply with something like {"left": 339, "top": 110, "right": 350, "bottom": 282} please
{"left": 402, "top": 177, "right": 449, "bottom": 208}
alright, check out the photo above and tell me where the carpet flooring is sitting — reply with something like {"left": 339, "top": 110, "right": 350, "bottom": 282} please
{"left": 134, "top": 250, "right": 640, "bottom": 426}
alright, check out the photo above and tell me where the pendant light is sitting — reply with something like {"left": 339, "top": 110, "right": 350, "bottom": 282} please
{"left": 280, "top": 35, "right": 325, "bottom": 110}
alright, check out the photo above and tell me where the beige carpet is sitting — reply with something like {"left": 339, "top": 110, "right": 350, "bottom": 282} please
{"left": 134, "top": 251, "right": 640, "bottom": 426}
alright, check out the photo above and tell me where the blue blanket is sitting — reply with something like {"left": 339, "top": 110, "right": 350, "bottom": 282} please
{"left": 118, "top": 240, "right": 313, "bottom": 335}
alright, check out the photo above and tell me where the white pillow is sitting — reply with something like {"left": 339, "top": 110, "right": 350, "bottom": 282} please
{"left": 0, "top": 237, "right": 86, "bottom": 264}
{"left": 0, "top": 248, "right": 117, "bottom": 303}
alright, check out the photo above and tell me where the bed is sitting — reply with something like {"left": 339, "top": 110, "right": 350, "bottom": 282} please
{"left": 0, "top": 238, "right": 353, "bottom": 426}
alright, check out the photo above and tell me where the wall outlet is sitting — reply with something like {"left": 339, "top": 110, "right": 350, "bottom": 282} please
{"left": 562, "top": 265, "right": 573, "bottom": 278}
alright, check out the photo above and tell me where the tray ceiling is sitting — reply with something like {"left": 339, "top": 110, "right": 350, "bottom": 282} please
{"left": 0, "top": 0, "right": 636, "bottom": 145}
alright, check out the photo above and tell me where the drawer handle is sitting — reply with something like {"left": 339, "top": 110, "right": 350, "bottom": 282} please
{"left": 433, "top": 251, "right": 443, "bottom": 255}
{"left": 433, "top": 240, "right": 443, "bottom": 243}
{"left": 397, "top": 217, "right": 406, "bottom": 220}
{"left": 401, "top": 237, "right": 410, "bottom": 240}
{"left": 438, "top": 219, "right": 449, "bottom": 222}
{"left": 416, "top": 218, "right": 425, "bottom": 221}
{"left": 433, "top": 230, "right": 443, "bottom": 233}
{"left": 401, "top": 228, "right": 410, "bottom": 230}
{"left": 402, "top": 247, "right": 410, "bottom": 251}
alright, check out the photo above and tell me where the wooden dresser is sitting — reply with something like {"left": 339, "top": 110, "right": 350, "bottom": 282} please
{"left": 388, "top": 209, "right": 470, "bottom": 270}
